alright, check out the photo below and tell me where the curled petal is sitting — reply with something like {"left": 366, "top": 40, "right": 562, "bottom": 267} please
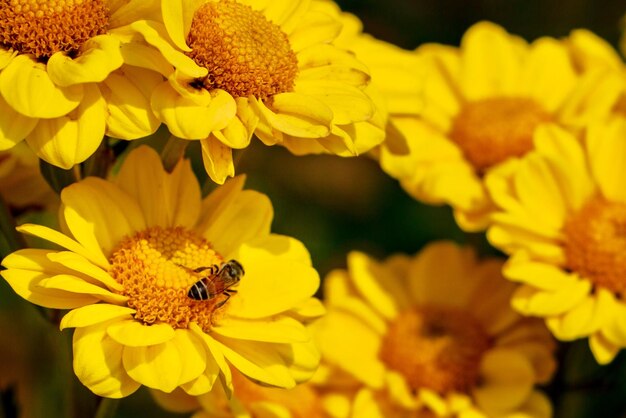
{"left": 0, "top": 55, "right": 83, "bottom": 118}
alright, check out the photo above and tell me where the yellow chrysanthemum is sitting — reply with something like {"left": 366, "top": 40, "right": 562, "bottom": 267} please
{"left": 1, "top": 145, "right": 322, "bottom": 398}
{"left": 378, "top": 21, "right": 623, "bottom": 231}
{"left": 0, "top": 0, "right": 162, "bottom": 169}
{"left": 313, "top": 242, "right": 555, "bottom": 418}
{"left": 486, "top": 118, "right": 626, "bottom": 365}
{"left": 122, "top": 0, "right": 380, "bottom": 183}
{"left": 0, "top": 142, "right": 56, "bottom": 210}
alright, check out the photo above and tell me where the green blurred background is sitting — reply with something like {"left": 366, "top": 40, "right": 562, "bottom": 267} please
{"left": 2, "top": 0, "right": 626, "bottom": 417}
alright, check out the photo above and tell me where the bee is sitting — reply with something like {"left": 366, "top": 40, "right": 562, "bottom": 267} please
{"left": 185, "top": 260, "right": 245, "bottom": 308}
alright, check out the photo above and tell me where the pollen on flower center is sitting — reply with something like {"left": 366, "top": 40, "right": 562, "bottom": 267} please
{"left": 0, "top": 0, "right": 109, "bottom": 59}
{"left": 108, "top": 226, "right": 227, "bottom": 331}
{"left": 379, "top": 306, "right": 491, "bottom": 394}
{"left": 450, "top": 97, "right": 552, "bottom": 172}
{"left": 564, "top": 197, "right": 626, "bottom": 294}
{"left": 186, "top": 0, "right": 299, "bottom": 100}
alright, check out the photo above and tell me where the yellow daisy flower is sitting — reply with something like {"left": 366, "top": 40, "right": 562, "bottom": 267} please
{"left": 485, "top": 118, "right": 626, "bottom": 364}
{"left": 0, "top": 0, "right": 161, "bottom": 169}
{"left": 378, "top": 21, "right": 621, "bottom": 231}
{"left": 0, "top": 142, "right": 56, "bottom": 210}
{"left": 1, "top": 145, "right": 322, "bottom": 398}
{"left": 314, "top": 242, "right": 556, "bottom": 418}
{"left": 124, "top": 0, "right": 379, "bottom": 183}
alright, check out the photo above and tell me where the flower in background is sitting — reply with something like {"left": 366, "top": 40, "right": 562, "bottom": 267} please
{"left": 313, "top": 242, "right": 555, "bottom": 418}
{"left": 1, "top": 146, "right": 322, "bottom": 398}
{"left": 378, "top": 22, "right": 622, "bottom": 231}
{"left": 0, "top": 142, "right": 56, "bottom": 211}
{"left": 124, "top": 0, "right": 380, "bottom": 183}
{"left": 486, "top": 119, "right": 626, "bottom": 364}
{"left": 152, "top": 367, "right": 327, "bottom": 418}
{"left": 0, "top": 0, "right": 161, "bottom": 169}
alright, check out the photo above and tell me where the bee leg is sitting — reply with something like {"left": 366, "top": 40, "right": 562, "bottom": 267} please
{"left": 175, "top": 263, "right": 219, "bottom": 275}
{"left": 215, "top": 290, "right": 236, "bottom": 309}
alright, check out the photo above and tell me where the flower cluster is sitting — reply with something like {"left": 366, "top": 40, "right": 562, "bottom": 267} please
{"left": 0, "top": 1, "right": 625, "bottom": 418}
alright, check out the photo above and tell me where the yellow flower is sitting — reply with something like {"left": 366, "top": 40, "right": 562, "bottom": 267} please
{"left": 1, "top": 146, "right": 322, "bottom": 398}
{"left": 0, "top": 142, "right": 56, "bottom": 210}
{"left": 486, "top": 118, "right": 626, "bottom": 365}
{"left": 123, "top": 0, "right": 379, "bottom": 183}
{"left": 314, "top": 242, "right": 556, "bottom": 418}
{"left": 0, "top": 0, "right": 161, "bottom": 169}
{"left": 378, "top": 22, "right": 622, "bottom": 231}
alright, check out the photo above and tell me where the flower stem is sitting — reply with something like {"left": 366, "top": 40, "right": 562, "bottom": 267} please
{"left": 94, "top": 398, "right": 119, "bottom": 418}
{"left": 161, "top": 135, "right": 189, "bottom": 172}
{"left": 0, "top": 196, "right": 26, "bottom": 257}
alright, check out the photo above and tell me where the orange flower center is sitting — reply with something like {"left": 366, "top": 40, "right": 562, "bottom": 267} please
{"left": 379, "top": 306, "right": 491, "bottom": 394}
{"left": 108, "top": 226, "right": 230, "bottom": 331}
{"left": 564, "top": 197, "right": 626, "bottom": 294}
{"left": 0, "top": 0, "right": 109, "bottom": 59}
{"left": 186, "top": 0, "right": 298, "bottom": 99}
{"left": 450, "top": 97, "right": 552, "bottom": 172}
{"left": 232, "top": 370, "right": 325, "bottom": 418}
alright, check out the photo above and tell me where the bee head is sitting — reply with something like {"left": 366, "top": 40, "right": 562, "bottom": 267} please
{"left": 223, "top": 259, "right": 244, "bottom": 284}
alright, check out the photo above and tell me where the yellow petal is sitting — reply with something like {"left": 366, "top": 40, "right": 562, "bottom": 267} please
{"left": 46, "top": 251, "right": 122, "bottom": 291}
{"left": 229, "top": 237, "right": 319, "bottom": 319}
{"left": 171, "top": 329, "right": 208, "bottom": 386}
{"left": 409, "top": 242, "right": 479, "bottom": 308}
{"left": 213, "top": 115, "right": 252, "bottom": 149}
{"left": 108, "top": 0, "right": 161, "bottom": 27}
{"left": 504, "top": 257, "right": 575, "bottom": 291}
{"left": 460, "top": 22, "right": 525, "bottom": 100}
{"left": 0, "top": 95, "right": 36, "bottom": 150}
{"left": 200, "top": 190, "right": 272, "bottom": 258}
{"left": 250, "top": 94, "right": 332, "bottom": 138}
{"left": 101, "top": 66, "right": 162, "bottom": 140}
{"left": 273, "top": 339, "right": 320, "bottom": 383}
{"left": 1, "top": 268, "right": 100, "bottom": 309}
{"left": 287, "top": 9, "right": 342, "bottom": 53}
{"left": 152, "top": 82, "right": 236, "bottom": 139}
{"left": 38, "top": 274, "right": 127, "bottom": 304}
{"left": 16, "top": 223, "right": 110, "bottom": 269}
{"left": 189, "top": 323, "right": 231, "bottom": 394}
{"left": 200, "top": 135, "right": 235, "bottom": 184}
{"left": 107, "top": 320, "right": 176, "bottom": 347}
{"left": 511, "top": 281, "right": 591, "bottom": 317}
{"left": 599, "top": 296, "right": 626, "bottom": 348}
{"left": 73, "top": 323, "right": 140, "bottom": 398}
{"left": 588, "top": 332, "right": 620, "bottom": 365}
{"left": 533, "top": 125, "right": 596, "bottom": 211}
{"left": 26, "top": 83, "right": 106, "bottom": 169}
{"left": 213, "top": 316, "right": 311, "bottom": 343}
{"left": 61, "top": 177, "right": 146, "bottom": 257}
{"left": 288, "top": 297, "right": 326, "bottom": 320}
{"left": 314, "top": 310, "right": 385, "bottom": 388}
{"left": 119, "top": 42, "right": 173, "bottom": 77}
{"left": 351, "top": 389, "right": 386, "bottom": 418}
{"left": 261, "top": 0, "right": 310, "bottom": 32}
{"left": 161, "top": 0, "right": 194, "bottom": 52}
{"left": 545, "top": 290, "right": 611, "bottom": 340}
{"left": 294, "top": 79, "right": 374, "bottom": 125}
{"left": 196, "top": 175, "right": 246, "bottom": 231}
{"left": 123, "top": 340, "right": 184, "bottom": 392}
{"left": 587, "top": 118, "right": 626, "bottom": 203}
{"left": 47, "top": 35, "right": 123, "bottom": 86}
{"left": 61, "top": 304, "right": 135, "bottom": 330}
{"left": 130, "top": 20, "right": 206, "bottom": 77}
{"left": 472, "top": 348, "right": 535, "bottom": 415}
{"left": 210, "top": 334, "right": 296, "bottom": 389}
{"left": 346, "top": 251, "right": 399, "bottom": 320}
{"left": 0, "top": 55, "right": 83, "bottom": 118}
{"left": 521, "top": 38, "right": 576, "bottom": 113}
